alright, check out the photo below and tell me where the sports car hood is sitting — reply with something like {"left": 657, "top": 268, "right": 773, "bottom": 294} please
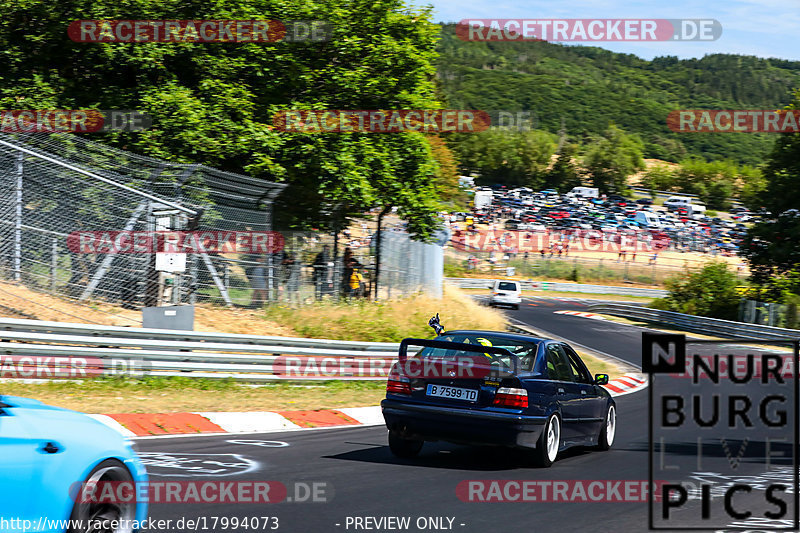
{"left": 1, "top": 395, "right": 114, "bottom": 435}
{"left": 2, "top": 395, "right": 57, "bottom": 409}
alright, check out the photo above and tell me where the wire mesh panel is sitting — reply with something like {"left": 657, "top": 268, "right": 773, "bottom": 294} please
{"left": 0, "top": 132, "right": 285, "bottom": 314}
{"left": 0, "top": 133, "right": 443, "bottom": 314}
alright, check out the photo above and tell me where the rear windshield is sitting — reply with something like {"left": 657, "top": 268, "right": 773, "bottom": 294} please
{"left": 497, "top": 282, "right": 518, "bottom": 291}
{"left": 414, "top": 334, "right": 540, "bottom": 371}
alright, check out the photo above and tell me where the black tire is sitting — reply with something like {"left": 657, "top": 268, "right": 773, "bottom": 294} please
{"left": 512, "top": 304, "right": 520, "bottom": 310}
{"left": 532, "top": 413, "right": 560, "bottom": 467}
{"left": 69, "top": 459, "right": 136, "bottom": 533}
{"left": 388, "top": 430, "right": 423, "bottom": 458}
{"left": 596, "top": 403, "right": 616, "bottom": 451}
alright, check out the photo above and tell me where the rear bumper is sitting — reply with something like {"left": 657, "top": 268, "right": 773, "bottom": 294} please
{"left": 489, "top": 296, "right": 521, "bottom": 305}
{"left": 381, "top": 399, "right": 547, "bottom": 449}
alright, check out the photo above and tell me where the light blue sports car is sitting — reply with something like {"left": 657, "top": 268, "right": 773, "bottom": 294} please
{"left": 0, "top": 396, "right": 148, "bottom": 532}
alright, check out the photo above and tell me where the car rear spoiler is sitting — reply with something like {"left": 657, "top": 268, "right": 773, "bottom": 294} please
{"left": 398, "top": 338, "right": 520, "bottom": 376}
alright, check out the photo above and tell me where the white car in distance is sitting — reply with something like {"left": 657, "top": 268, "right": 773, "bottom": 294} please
{"left": 489, "top": 280, "right": 522, "bottom": 310}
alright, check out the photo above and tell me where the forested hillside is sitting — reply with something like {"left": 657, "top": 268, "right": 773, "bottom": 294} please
{"left": 437, "top": 23, "right": 800, "bottom": 165}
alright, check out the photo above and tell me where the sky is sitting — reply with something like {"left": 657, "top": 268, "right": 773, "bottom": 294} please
{"left": 411, "top": 0, "right": 800, "bottom": 61}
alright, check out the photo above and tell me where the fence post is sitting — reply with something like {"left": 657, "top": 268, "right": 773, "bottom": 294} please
{"left": 223, "top": 263, "right": 229, "bottom": 289}
{"left": 14, "top": 151, "right": 22, "bottom": 281}
{"left": 50, "top": 237, "right": 58, "bottom": 292}
{"left": 189, "top": 254, "right": 197, "bottom": 304}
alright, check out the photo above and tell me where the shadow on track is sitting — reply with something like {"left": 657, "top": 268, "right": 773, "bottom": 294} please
{"left": 324, "top": 441, "right": 601, "bottom": 471}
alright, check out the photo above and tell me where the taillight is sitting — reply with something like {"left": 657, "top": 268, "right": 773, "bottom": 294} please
{"left": 387, "top": 376, "right": 411, "bottom": 395}
{"left": 493, "top": 387, "right": 528, "bottom": 408}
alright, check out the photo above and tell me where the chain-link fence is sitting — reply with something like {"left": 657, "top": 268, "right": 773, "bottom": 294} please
{"left": 0, "top": 132, "right": 285, "bottom": 314}
{"left": 0, "top": 133, "right": 443, "bottom": 316}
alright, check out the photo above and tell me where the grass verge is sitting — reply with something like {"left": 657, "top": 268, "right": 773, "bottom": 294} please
{"left": 1, "top": 378, "right": 387, "bottom": 414}
{"left": 262, "top": 285, "right": 506, "bottom": 342}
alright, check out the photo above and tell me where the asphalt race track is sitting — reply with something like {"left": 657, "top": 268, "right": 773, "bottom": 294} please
{"left": 133, "top": 298, "right": 796, "bottom": 533}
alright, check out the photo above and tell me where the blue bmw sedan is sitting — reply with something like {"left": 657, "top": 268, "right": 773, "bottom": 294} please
{"left": 381, "top": 330, "right": 616, "bottom": 467}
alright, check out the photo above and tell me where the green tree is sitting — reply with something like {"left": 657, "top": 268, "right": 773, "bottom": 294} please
{"left": 0, "top": 0, "right": 445, "bottom": 237}
{"left": 641, "top": 164, "right": 677, "bottom": 192}
{"left": 738, "top": 166, "right": 767, "bottom": 208}
{"left": 651, "top": 261, "right": 741, "bottom": 320}
{"left": 740, "top": 89, "right": 800, "bottom": 294}
{"left": 543, "top": 142, "right": 581, "bottom": 192}
{"left": 673, "top": 159, "right": 740, "bottom": 210}
{"left": 753, "top": 89, "right": 800, "bottom": 215}
{"left": 451, "top": 128, "right": 556, "bottom": 187}
{"left": 583, "top": 125, "right": 644, "bottom": 194}
{"left": 741, "top": 210, "right": 800, "bottom": 292}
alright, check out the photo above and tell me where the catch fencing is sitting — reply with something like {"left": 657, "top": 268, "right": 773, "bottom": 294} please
{"left": 0, "top": 133, "right": 440, "bottom": 318}
{"left": 0, "top": 132, "right": 285, "bottom": 314}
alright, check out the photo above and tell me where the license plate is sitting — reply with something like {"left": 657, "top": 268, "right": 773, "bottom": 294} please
{"left": 426, "top": 384, "right": 478, "bottom": 402}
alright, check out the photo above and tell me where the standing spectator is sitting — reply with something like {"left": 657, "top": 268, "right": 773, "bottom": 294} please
{"left": 349, "top": 268, "right": 364, "bottom": 298}
{"left": 312, "top": 245, "right": 333, "bottom": 299}
{"left": 241, "top": 251, "right": 268, "bottom": 308}
{"left": 282, "top": 251, "right": 301, "bottom": 304}
{"left": 341, "top": 247, "right": 360, "bottom": 297}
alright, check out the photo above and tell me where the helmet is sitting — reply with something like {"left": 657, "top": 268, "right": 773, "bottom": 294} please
{"left": 474, "top": 337, "right": 493, "bottom": 359}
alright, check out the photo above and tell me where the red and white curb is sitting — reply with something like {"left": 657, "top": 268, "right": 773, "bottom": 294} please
{"left": 89, "top": 407, "right": 385, "bottom": 438}
{"left": 603, "top": 373, "right": 647, "bottom": 397}
{"left": 554, "top": 310, "right": 606, "bottom": 320}
{"left": 91, "top": 375, "right": 646, "bottom": 438}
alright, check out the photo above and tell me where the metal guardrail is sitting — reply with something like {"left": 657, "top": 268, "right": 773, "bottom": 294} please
{"left": 0, "top": 317, "right": 398, "bottom": 351}
{"left": 446, "top": 278, "right": 666, "bottom": 298}
{"left": 587, "top": 303, "right": 800, "bottom": 340}
{"left": 0, "top": 316, "right": 400, "bottom": 381}
{"left": 0, "top": 314, "right": 591, "bottom": 382}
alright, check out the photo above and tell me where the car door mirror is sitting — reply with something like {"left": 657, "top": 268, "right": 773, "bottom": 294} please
{"left": 594, "top": 374, "right": 609, "bottom": 385}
